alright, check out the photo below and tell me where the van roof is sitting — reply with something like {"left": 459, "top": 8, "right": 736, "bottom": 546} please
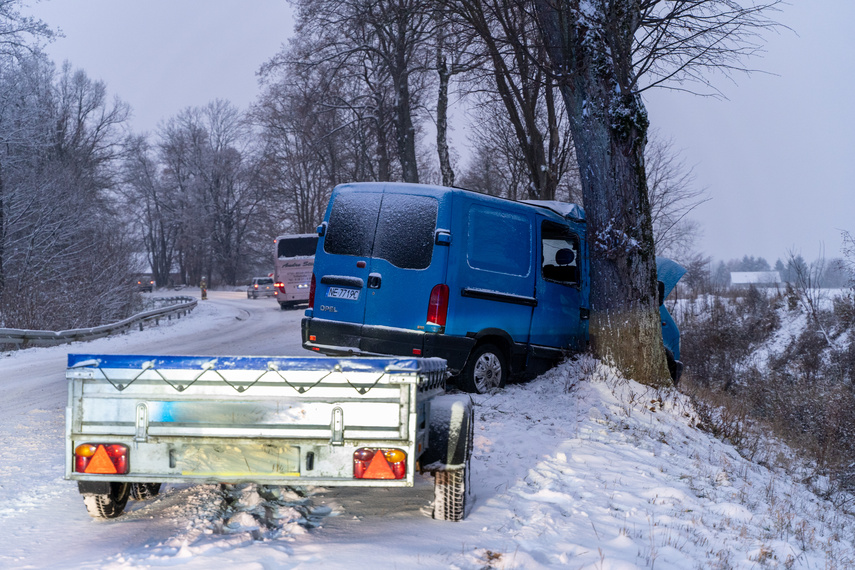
{"left": 520, "top": 200, "right": 586, "bottom": 223}
{"left": 335, "top": 182, "right": 586, "bottom": 223}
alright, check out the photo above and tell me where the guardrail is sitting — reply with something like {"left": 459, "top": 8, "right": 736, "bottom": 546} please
{"left": 0, "top": 296, "right": 198, "bottom": 348}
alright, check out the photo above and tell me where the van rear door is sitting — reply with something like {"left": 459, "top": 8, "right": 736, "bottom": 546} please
{"left": 315, "top": 187, "right": 381, "bottom": 326}
{"left": 316, "top": 184, "right": 447, "bottom": 334}
{"left": 362, "top": 190, "right": 447, "bottom": 331}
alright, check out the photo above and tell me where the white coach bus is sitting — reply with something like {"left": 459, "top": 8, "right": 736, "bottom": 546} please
{"left": 273, "top": 233, "right": 318, "bottom": 310}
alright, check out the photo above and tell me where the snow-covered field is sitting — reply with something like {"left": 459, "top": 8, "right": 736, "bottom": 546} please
{"left": 2, "top": 291, "right": 854, "bottom": 569}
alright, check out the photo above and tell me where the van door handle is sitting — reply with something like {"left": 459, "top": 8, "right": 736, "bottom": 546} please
{"left": 368, "top": 273, "right": 382, "bottom": 289}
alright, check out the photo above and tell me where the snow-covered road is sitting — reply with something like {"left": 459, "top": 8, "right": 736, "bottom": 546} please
{"left": 0, "top": 291, "right": 305, "bottom": 569}
{"left": 2, "top": 291, "right": 855, "bottom": 569}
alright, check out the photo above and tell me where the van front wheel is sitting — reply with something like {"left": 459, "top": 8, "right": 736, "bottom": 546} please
{"left": 461, "top": 344, "right": 507, "bottom": 394}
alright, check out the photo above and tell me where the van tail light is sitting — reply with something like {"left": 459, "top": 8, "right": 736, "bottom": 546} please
{"left": 308, "top": 273, "right": 316, "bottom": 308}
{"left": 74, "top": 443, "right": 129, "bottom": 474}
{"left": 353, "top": 448, "right": 406, "bottom": 480}
{"left": 427, "top": 284, "right": 449, "bottom": 327}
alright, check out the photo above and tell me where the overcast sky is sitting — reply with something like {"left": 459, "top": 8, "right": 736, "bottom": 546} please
{"left": 27, "top": 0, "right": 853, "bottom": 265}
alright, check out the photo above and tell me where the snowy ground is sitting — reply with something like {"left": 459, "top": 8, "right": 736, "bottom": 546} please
{"left": 2, "top": 292, "right": 855, "bottom": 569}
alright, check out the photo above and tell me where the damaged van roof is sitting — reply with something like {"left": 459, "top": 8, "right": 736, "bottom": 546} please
{"left": 521, "top": 200, "right": 586, "bottom": 223}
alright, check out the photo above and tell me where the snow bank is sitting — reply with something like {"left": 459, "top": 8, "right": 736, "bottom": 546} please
{"left": 94, "top": 356, "right": 855, "bottom": 569}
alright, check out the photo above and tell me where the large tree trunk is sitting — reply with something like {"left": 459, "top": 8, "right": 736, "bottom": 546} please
{"left": 534, "top": 0, "right": 670, "bottom": 387}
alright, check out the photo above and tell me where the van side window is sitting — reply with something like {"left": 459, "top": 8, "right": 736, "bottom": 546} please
{"left": 325, "top": 192, "right": 438, "bottom": 270}
{"left": 541, "top": 220, "right": 580, "bottom": 286}
{"left": 467, "top": 205, "right": 531, "bottom": 277}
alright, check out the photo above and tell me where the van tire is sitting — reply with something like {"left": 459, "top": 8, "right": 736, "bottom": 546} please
{"left": 665, "top": 348, "right": 682, "bottom": 385}
{"left": 461, "top": 344, "right": 507, "bottom": 394}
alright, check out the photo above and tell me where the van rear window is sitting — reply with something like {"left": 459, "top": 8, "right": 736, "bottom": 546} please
{"left": 325, "top": 192, "right": 438, "bottom": 270}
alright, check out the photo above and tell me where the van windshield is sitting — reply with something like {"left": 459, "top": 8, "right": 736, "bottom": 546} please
{"left": 325, "top": 192, "right": 438, "bottom": 270}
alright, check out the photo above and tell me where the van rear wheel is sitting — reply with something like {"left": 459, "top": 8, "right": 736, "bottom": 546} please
{"left": 461, "top": 344, "right": 507, "bottom": 394}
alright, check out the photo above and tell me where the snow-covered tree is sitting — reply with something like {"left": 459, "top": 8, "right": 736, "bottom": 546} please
{"left": 1, "top": 54, "right": 135, "bottom": 329}
{"left": 532, "top": 0, "right": 780, "bottom": 386}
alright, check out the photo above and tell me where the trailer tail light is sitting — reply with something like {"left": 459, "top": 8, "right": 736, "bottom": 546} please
{"left": 308, "top": 273, "right": 316, "bottom": 308}
{"left": 275, "top": 281, "right": 285, "bottom": 293}
{"left": 353, "top": 448, "right": 406, "bottom": 479}
{"left": 427, "top": 284, "right": 449, "bottom": 328}
{"left": 74, "top": 443, "right": 129, "bottom": 474}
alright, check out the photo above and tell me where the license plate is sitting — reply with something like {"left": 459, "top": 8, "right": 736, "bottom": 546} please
{"left": 327, "top": 287, "right": 359, "bottom": 300}
{"left": 176, "top": 443, "right": 301, "bottom": 477}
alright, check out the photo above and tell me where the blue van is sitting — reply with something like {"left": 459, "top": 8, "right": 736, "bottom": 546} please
{"left": 301, "top": 182, "right": 682, "bottom": 392}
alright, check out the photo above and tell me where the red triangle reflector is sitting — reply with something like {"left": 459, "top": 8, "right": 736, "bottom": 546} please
{"left": 84, "top": 445, "right": 118, "bottom": 474}
{"left": 363, "top": 450, "right": 396, "bottom": 479}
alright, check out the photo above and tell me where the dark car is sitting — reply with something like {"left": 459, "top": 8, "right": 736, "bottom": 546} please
{"left": 136, "top": 277, "right": 154, "bottom": 292}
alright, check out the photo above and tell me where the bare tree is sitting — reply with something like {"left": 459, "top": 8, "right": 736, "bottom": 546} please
{"left": 531, "top": 0, "right": 780, "bottom": 386}
{"left": 459, "top": 94, "right": 580, "bottom": 202}
{"left": 156, "top": 101, "right": 265, "bottom": 287}
{"left": 285, "top": 0, "right": 437, "bottom": 184}
{"left": 123, "top": 135, "right": 179, "bottom": 288}
{"left": 432, "top": 5, "right": 484, "bottom": 187}
{"left": 254, "top": 59, "right": 354, "bottom": 234}
{"left": 842, "top": 230, "right": 855, "bottom": 288}
{"left": 450, "top": 0, "right": 572, "bottom": 199}
{"left": 787, "top": 247, "right": 832, "bottom": 347}
{"left": 646, "top": 130, "right": 707, "bottom": 260}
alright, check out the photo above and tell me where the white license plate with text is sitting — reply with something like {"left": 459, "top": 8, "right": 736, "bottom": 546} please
{"left": 326, "top": 287, "right": 359, "bottom": 301}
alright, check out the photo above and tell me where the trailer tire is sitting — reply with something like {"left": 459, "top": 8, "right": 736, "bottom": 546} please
{"left": 426, "top": 396, "right": 475, "bottom": 522}
{"left": 130, "top": 482, "right": 161, "bottom": 501}
{"left": 82, "top": 482, "right": 130, "bottom": 519}
{"left": 460, "top": 343, "right": 506, "bottom": 394}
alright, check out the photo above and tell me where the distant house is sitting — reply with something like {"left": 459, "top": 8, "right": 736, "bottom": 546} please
{"left": 730, "top": 271, "right": 782, "bottom": 288}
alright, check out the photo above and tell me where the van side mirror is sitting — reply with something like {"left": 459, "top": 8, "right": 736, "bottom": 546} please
{"left": 435, "top": 230, "right": 452, "bottom": 246}
{"left": 317, "top": 222, "right": 327, "bottom": 237}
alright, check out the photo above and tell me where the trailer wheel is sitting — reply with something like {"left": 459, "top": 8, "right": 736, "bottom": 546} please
{"left": 82, "top": 482, "right": 130, "bottom": 519}
{"left": 461, "top": 343, "right": 506, "bottom": 394}
{"left": 130, "top": 482, "right": 161, "bottom": 501}
{"left": 430, "top": 397, "right": 475, "bottom": 522}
